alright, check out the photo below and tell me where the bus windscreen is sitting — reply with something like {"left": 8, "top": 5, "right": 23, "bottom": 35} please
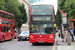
{"left": 31, "top": 5, "right": 53, "bottom": 15}
{"left": 30, "top": 23, "right": 53, "bottom": 35}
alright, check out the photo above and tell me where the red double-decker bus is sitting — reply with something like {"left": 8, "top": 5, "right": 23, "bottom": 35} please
{"left": 29, "top": 4, "right": 55, "bottom": 45}
{"left": 0, "top": 10, "right": 15, "bottom": 41}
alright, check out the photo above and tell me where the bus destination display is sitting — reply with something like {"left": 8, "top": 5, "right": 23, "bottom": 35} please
{"left": 32, "top": 17, "right": 51, "bottom": 21}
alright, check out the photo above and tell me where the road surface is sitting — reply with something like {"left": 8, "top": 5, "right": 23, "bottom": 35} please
{"left": 0, "top": 39, "right": 54, "bottom": 50}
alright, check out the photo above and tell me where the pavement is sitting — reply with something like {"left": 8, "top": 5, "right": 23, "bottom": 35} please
{"left": 56, "top": 36, "right": 75, "bottom": 50}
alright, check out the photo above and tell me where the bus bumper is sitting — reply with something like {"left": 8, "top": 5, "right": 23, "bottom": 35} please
{"left": 29, "top": 40, "right": 54, "bottom": 43}
{"left": 0, "top": 36, "right": 2, "bottom": 41}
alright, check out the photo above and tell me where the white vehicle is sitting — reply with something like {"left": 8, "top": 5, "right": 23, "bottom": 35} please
{"left": 18, "top": 31, "right": 29, "bottom": 41}
{"left": 15, "top": 31, "right": 18, "bottom": 39}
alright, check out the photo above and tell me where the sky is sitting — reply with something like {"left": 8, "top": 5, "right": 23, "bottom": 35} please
{"left": 32, "top": 0, "right": 58, "bottom": 14}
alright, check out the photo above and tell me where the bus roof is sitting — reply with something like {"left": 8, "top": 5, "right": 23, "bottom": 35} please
{"left": 31, "top": 4, "right": 54, "bottom": 6}
{"left": 0, "top": 10, "right": 14, "bottom": 16}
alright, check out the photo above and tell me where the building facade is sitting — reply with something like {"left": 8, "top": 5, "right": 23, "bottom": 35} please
{"left": 28, "top": 0, "right": 40, "bottom": 4}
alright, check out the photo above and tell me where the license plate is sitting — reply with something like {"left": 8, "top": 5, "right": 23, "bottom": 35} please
{"left": 39, "top": 41, "right": 44, "bottom": 43}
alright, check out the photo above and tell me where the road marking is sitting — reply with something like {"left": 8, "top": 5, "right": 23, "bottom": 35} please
{"left": 52, "top": 42, "right": 56, "bottom": 50}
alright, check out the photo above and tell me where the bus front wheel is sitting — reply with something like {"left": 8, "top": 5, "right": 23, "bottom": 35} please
{"left": 32, "top": 43, "right": 36, "bottom": 45}
{"left": 11, "top": 35, "right": 13, "bottom": 40}
{"left": 2, "top": 36, "right": 4, "bottom": 42}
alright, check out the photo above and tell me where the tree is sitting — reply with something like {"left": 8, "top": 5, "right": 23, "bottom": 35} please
{"left": 59, "top": 0, "right": 66, "bottom": 10}
{"left": 0, "top": 0, "right": 5, "bottom": 10}
{"left": 19, "top": 3, "right": 27, "bottom": 27}
{"left": 15, "top": 3, "right": 27, "bottom": 32}
{"left": 55, "top": 9, "right": 62, "bottom": 28}
{"left": 59, "top": 0, "right": 75, "bottom": 19}
{"left": 4, "top": 0, "right": 21, "bottom": 28}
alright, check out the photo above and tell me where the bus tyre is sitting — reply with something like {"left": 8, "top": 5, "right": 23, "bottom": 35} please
{"left": 52, "top": 43, "right": 54, "bottom": 45}
{"left": 18, "top": 39, "right": 20, "bottom": 41}
{"left": 2, "top": 36, "right": 4, "bottom": 42}
{"left": 32, "top": 43, "right": 36, "bottom": 45}
{"left": 15, "top": 36, "right": 17, "bottom": 39}
{"left": 11, "top": 35, "right": 13, "bottom": 40}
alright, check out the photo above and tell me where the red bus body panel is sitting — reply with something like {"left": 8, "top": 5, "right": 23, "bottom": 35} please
{"left": 29, "top": 4, "right": 55, "bottom": 43}
{"left": 0, "top": 24, "right": 15, "bottom": 41}
{"left": 29, "top": 34, "right": 54, "bottom": 43}
{"left": 0, "top": 10, "right": 13, "bottom": 16}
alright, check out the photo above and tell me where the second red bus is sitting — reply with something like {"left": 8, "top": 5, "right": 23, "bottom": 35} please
{"left": 0, "top": 10, "right": 15, "bottom": 42}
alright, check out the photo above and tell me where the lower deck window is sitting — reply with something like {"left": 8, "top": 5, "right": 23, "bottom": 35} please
{"left": 1, "top": 26, "right": 10, "bottom": 32}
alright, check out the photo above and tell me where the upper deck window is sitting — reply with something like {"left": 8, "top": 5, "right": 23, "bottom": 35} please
{"left": 0, "top": 11, "right": 14, "bottom": 20}
{"left": 31, "top": 5, "right": 53, "bottom": 15}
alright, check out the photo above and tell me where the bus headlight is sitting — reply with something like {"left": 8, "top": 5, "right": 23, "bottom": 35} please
{"left": 49, "top": 35, "right": 53, "bottom": 38}
{"left": 30, "top": 36, "right": 33, "bottom": 38}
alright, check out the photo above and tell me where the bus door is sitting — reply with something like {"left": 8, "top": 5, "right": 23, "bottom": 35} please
{"left": 10, "top": 26, "right": 15, "bottom": 39}
{"left": 12, "top": 26, "right": 15, "bottom": 38}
